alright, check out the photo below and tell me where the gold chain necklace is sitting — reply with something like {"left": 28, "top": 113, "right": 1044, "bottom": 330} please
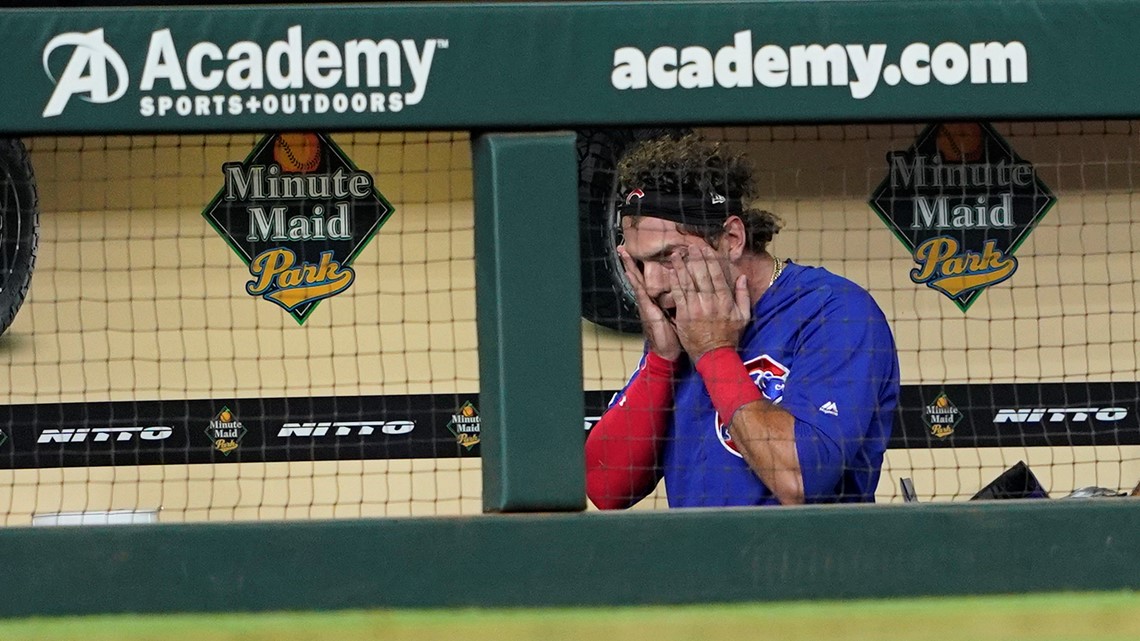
{"left": 768, "top": 255, "right": 784, "bottom": 288}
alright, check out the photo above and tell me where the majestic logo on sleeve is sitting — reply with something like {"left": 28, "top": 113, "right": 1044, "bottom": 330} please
{"left": 869, "top": 122, "right": 1056, "bottom": 312}
{"left": 202, "top": 132, "right": 394, "bottom": 324}
{"left": 715, "top": 354, "right": 788, "bottom": 457}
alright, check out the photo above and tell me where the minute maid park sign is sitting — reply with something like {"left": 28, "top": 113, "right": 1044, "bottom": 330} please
{"left": 202, "top": 132, "right": 394, "bottom": 324}
{"left": 869, "top": 122, "right": 1056, "bottom": 312}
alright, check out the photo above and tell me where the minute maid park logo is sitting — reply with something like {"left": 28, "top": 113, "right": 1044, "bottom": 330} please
{"left": 203, "top": 132, "right": 394, "bottom": 323}
{"left": 869, "top": 122, "right": 1056, "bottom": 311}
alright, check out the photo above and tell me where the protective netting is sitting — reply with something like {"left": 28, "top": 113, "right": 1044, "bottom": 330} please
{"left": 581, "top": 121, "right": 1140, "bottom": 507}
{"left": 3, "top": 121, "right": 1138, "bottom": 523}
{"left": 0, "top": 131, "right": 482, "bottom": 523}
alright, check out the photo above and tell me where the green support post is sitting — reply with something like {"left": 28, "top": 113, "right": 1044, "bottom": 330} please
{"left": 473, "top": 132, "right": 585, "bottom": 512}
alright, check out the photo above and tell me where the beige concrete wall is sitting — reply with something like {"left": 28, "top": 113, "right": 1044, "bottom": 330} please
{"left": 2, "top": 122, "right": 1138, "bottom": 522}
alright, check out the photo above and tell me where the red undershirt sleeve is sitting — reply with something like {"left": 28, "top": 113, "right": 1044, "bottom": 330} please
{"left": 584, "top": 352, "right": 677, "bottom": 510}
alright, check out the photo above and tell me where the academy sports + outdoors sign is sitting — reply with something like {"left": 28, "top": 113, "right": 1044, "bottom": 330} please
{"left": 42, "top": 25, "right": 443, "bottom": 119}
{"left": 4, "top": 1, "right": 1140, "bottom": 133}
{"left": 29, "top": 23, "right": 1032, "bottom": 122}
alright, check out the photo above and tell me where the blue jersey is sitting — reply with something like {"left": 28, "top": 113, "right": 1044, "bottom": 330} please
{"left": 617, "top": 261, "right": 899, "bottom": 507}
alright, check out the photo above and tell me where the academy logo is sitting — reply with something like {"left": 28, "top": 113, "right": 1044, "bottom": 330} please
{"left": 41, "top": 25, "right": 445, "bottom": 118}
{"left": 202, "top": 132, "right": 394, "bottom": 323}
{"left": 922, "top": 391, "right": 962, "bottom": 439}
{"left": 206, "top": 407, "right": 247, "bottom": 455}
{"left": 715, "top": 354, "right": 788, "bottom": 457}
{"left": 869, "top": 122, "right": 1056, "bottom": 311}
{"left": 447, "top": 401, "right": 481, "bottom": 450}
{"left": 42, "top": 29, "right": 129, "bottom": 117}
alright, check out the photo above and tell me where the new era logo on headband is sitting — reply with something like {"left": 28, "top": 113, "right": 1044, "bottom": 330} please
{"left": 619, "top": 186, "right": 741, "bottom": 225}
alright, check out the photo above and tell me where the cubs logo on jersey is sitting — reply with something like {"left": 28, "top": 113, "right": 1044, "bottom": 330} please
{"left": 715, "top": 354, "right": 790, "bottom": 457}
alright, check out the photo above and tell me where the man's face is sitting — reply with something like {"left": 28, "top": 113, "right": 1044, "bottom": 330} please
{"left": 621, "top": 216, "right": 718, "bottom": 317}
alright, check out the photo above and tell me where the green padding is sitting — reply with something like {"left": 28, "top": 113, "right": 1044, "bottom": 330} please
{"left": 3, "top": 501, "right": 1140, "bottom": 617}
{"left": 474, "top": 132, "right": 584, "bottom": 512}
{"left": 6, "top": 0, "right": 1140, "bottom": 133}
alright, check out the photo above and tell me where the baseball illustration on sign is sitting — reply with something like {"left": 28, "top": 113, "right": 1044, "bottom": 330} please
{"left": 869, "top": 122, "right": 1057, "bottom": 311}
{"left": 202, "top": 132, "right": 395, "bottom": 324}
{"left": 274, "top": 133, "right": 322, "bottom": 173}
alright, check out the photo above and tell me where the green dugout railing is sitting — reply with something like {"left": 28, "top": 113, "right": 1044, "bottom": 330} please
{"left": 1, "top": 0, "right": 1139, "bottom": 616}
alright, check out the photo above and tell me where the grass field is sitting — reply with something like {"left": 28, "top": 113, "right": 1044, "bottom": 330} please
{"left": 1, "top": 592, "right": 1138, "bottom": 641}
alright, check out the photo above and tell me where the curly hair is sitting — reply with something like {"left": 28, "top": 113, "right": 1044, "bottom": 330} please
{"left": 617, "top": 133, "right": 782, "bottom": 253}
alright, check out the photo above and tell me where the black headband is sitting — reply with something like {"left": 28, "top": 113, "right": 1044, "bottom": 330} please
{"left": 617, "top": 186, "right": 744, "bottom": 226}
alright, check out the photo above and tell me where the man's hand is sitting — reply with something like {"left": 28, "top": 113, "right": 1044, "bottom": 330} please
{"left": 617, "top": 246, "right": 682, "bottom": 361}
{"left": 670, "top": 245, "right": 751, "bottom": 362}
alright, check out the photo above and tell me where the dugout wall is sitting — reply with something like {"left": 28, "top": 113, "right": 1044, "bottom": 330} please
{"left": 2, "top": 0, "right": 1140, "bottom": 615}
{"left": 2, "top": 132, "right": 489, "bottom": 522}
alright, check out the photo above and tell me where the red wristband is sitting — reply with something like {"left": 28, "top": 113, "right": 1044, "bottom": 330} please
{"left": 695, "top": 346, "right": 763, "bottom": 426}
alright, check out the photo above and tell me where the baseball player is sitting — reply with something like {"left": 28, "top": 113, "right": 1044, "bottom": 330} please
{"left": 585, "top": 134, "right": 900, "bottom": 508}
